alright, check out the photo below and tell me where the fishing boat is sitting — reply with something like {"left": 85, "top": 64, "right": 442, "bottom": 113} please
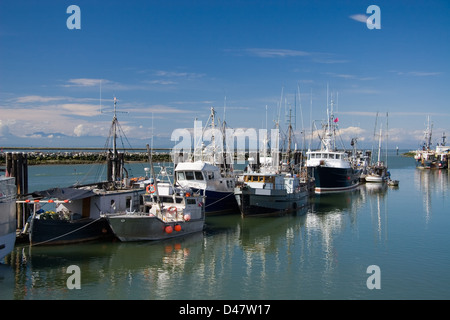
{"left": 306, "top": 97, "right": 361, "bottom": 193}
{"left": 414, "top": 116, "right": 440, "bottom": 169}
{"left": 365, "top": 124, "right": 389, "bottom": 183}
{"left": 174, "top": 161, "right": 237, "bottom": 215}
{"left": 18, "top": 98, "right": 148, "bottom": 245}
{"left": 234, "top": 109, "right": 311, "bottom": 216}
{"left": 173, "top": 107, "right": 239, "bottom": 215}
{"left": 235, "top": 171, "right": 309, "bottom": 216}
{"left": 0, "top": 176, "right": 16, "bottom": 261}
{"left": 105, "top": 149, "right": 206, "bottom": 241}
{"left": 435, "top": 132, "right": 450, "bottom": 169}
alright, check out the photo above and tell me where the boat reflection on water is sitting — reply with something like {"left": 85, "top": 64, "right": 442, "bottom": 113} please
{"left": 414, "top": 169, "right": 450, "bottom": 224}
{"left": 5, "top": 168, "right": 449, "bottom": 300}
{"left": 2, "top": 232, "right": 205, "bottom": 300}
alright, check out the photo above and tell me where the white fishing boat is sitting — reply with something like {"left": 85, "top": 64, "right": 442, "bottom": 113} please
{"left": 105, "top": 150, "right": 206, "bottom": 241}
{"left": 435, "top": 132, "right": 450, "bottom": 169}
{"left": 0, "top": 176, "right": 16, "bottom": 261}
{"left": 365, "top": 124, "right": 389, "bottom": 183}
{"left": 173, "top": 107, "right": 239, "bottom": 215}
{"left": 414, "top": 116, "right": 440, "bottom": 169}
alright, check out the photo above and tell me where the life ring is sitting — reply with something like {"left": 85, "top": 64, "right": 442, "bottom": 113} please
{"left": 168, "top": 206, "right": 177, "bottom": 214}
{"left": 146, "top": 184, "right": 156, "bottom": 194}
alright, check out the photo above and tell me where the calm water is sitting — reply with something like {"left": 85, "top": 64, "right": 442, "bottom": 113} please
{"left": 1, "top": 152, "right": 450, "bottom": 300}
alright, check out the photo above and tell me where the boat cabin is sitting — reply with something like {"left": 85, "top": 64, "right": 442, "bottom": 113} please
{"left": 306, "top": 151, "right": 351, "bottom": 168}
{"left": 243, "top": 173, "right": 301, "bottom": 193}
{"left": 174, "top": 161, "right": 235, "bottom": 191}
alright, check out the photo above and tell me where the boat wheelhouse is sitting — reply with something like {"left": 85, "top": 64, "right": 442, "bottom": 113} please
{"left": 174, "top": 161, "right": 238, "bottom": 215}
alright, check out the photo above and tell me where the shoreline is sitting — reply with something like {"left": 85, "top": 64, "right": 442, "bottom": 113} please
{"left": 0, "top": 152, "right": 172, "bottom": 166}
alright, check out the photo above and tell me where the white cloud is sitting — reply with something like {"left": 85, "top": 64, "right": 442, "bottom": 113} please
{"left": 155, "top": 70, "right": 205, "bottom": 79}
{"left": 59, "top": 104, "right": 100, "bottom": 117}
{"left": 64, "top": 78, "right": 106, "bottom": 87}
{"left": 15, "top": 95, "right": 67, "bottom": 103}
{"left": 349, "top": 14, "right": 368, "bottom": 23}
{"left": 74, "top": 124, "right": 84, "bottom": 137}
{"left": 145, "top": 105, "right": 196, "bottom": 114}
{"left": 244, "top": 48, "right": 310, "bottom": 58}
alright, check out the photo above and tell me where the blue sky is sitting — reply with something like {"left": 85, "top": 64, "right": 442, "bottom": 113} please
{"left": 1, "top": 0, "right": 449, "bottom": 150}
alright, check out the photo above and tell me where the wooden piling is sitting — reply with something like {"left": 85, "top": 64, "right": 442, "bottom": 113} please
{"left": 6, "top": 152, "right": 30, "bottom": 229}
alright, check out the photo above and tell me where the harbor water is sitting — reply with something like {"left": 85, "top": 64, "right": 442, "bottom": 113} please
{"left": 1, "top": 152, "right": 450, "bottom": 300}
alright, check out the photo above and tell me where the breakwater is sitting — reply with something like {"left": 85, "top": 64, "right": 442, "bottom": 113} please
{"left": 0, "top": 149, "right": 172, "bottom": 165}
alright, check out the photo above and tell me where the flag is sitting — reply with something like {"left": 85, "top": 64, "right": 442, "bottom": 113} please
{"left": 334, "top": 117, "right": 339, "bottom": 123}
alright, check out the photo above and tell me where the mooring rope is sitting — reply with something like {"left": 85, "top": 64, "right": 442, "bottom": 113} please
{"left": 30, "top": 217, "right": 104, "bottom": 246}
{"left": 204, "top": 191, "right": 235, "bottom": 208}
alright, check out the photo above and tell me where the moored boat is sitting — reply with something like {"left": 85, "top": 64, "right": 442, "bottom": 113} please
{"left": 306, "top": 97, "right": 361, "bottom": 193}
{"left": 172, "top": 107, "right": 239, "bottom": 215}
{"left": 105, "top": 187, "right": 205, "bottom": 241}
{"left": 105, "top": 153, "right": 206, "bottom": 241}
{"left": 174, "top": 161, "right": 238, "bottom": 215}
{"left": 365, "top": 162, "right": 389, "bottom": 183}
{"left": 414, "top": 116, "right": 442, "bottom": 169}
{"left": 235, "top": 171, "right": 309, "bottom": 216}
{"left": 234, "top": 109, "right": 311, "bottom": 216}
{"left": 19, "top": 98, "right": 148, "bottom": 245}
{"left": 0, "top": 176, "right": 16, "bottom": 261}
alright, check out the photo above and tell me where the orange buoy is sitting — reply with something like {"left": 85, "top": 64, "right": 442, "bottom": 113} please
{"left": 174, "top": 224, "right": 182, "bottom": 232}
{"left": 165, "top": 225, "right": 173, "bottom": 234}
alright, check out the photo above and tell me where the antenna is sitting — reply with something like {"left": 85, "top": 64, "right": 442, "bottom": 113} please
{"left": 223, "top": 96, "right": 227, "bottom": 124}
{"left": 99, "top": 80, "right": 102, "bottom": 113}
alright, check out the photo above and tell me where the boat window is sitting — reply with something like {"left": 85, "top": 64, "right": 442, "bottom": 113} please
{"left": 185, "top": 171, "right": 195, "bottom": 180}
{"left": 187, "top": 199, "right": 196, "bottom": 205}
{"left": 195, "top": 171, "right": 204, "bottom": 180}
{"left": 176, "top": 171, "right": 185, "bottom": 180}
{"left": 329, "top": 154, "right": 335, "bottom": 159}
{"left": 160, "top": 196, "right": 173, "bottom": 203}
{"left": 207, "top": 172, "right": 214, "bottom": 180}
{"left": 336, "top": 154, "right": 340, "bottom": 159}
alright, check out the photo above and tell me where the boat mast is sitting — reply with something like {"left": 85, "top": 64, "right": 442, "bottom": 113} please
{"left": 147, "top": 144, "right": 162, "bottom": 210}
{"left": 104, "top": 97, "right": 128, "bottom": 183}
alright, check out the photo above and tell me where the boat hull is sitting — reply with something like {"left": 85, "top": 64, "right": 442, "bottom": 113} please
{"left": 191, "top": 188, "right": 239, "bottom": 215}
{"left": 308, "top": 166, "right": 361, "bottom": 193}
{"left": 107, "top": 215, "right": 204, "bottom": 241}
{"left": 29, "top": 217, "right": 112, "bottom": 245}
{"left": 0, "top": 178, "right": 16, "bottom": 260}
{"left": 365, "top": 175, "right": 387, "bottom": 183}
{"left": 235, "top": 187, "right": 308, "bottom": 216}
